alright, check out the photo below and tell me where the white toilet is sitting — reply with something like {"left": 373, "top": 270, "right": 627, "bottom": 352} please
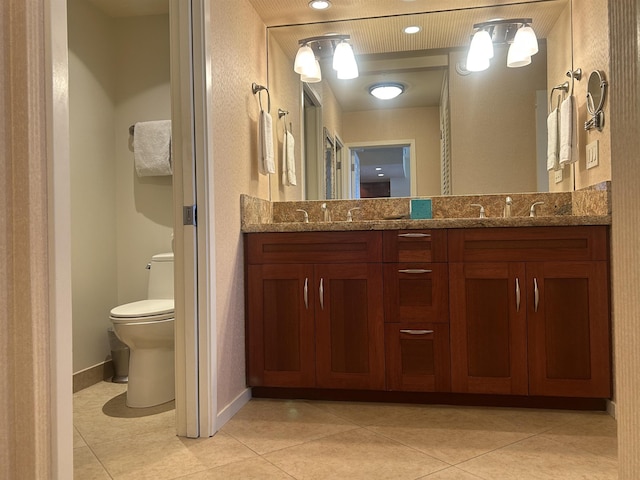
{"left": 110, "top": 252, "right": 175, "bottom": 408}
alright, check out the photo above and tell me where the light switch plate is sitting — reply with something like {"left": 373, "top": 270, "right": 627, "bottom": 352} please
{"left": 554, "top": 168, "right": 563, "bottom": 184}
{"left": 587, "top": 140, "right": 599, "bottom": 169}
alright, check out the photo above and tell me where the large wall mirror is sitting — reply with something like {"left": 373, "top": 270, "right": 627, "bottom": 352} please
{"left": 264, "top": 0, "right": 572, "bottom": 200}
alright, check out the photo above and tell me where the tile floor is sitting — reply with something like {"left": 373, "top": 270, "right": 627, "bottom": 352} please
{"left": 74, "top": 381, "right": 618, "bottom": 479}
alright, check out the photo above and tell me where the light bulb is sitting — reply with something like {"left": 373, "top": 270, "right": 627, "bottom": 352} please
{"left": 301, "top": 59, "right": 322, "bottom": 83}
{"left": 333, "top": 41, "right": 359, "bottom": 79}
{"left": 294, "top": 45, "right": 316, "bottom": 75}
{"left": 507, "top": 40, "right": 532, "bottom": 68}
{"left": 513, "top": 25, "right": 538, "bottom": 57}
{"left": 465, "top": 30, "right": 493, "bottom": 72}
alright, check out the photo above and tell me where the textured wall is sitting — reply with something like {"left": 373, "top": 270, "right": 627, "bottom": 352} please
{"left": 449, "top": 45, "right": 546, "bottom": 195}
{"left": 609, "top": 0, "right": 640, "bottom": 476}
{"left": 209, "top": 0, "right": 268, "bottom": 412}
{"left": 342, "top": 107, "right": 441, "bottom": 196}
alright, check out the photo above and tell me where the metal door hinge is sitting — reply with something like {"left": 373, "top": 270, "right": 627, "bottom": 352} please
{"left": 183, "top": 205, "right": 197, "bottom": 226}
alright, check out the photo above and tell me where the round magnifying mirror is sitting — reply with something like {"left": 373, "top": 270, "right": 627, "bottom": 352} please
{"left": 587, "top": 70, "right": 606, "bottom": 115}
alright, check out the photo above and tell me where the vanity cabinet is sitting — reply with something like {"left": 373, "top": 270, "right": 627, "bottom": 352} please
{"left": 448, "top": 226, "right": 611, "bottom": 398}
{"left": 245, "top": 232, "right": 385, "bottom": 390}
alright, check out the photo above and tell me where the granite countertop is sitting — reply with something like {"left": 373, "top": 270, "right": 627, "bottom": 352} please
{"left": 242, "top": 215, "right": 612, "bottom": 233}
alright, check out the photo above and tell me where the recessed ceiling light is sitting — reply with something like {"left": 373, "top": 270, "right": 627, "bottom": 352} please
{"left": 404, "top": 26, "right": 421, "bottom": 34}
{"left": 309, "top": 0, "right": 331, "bottom": 9}
{"left": 375, "top": 167, "right": 382, "bottom": 171}
{"left": 378, "top": 173, "right": 385, "bottom": 177}
{"left": 369, "top": 83, "right": 405, "bottom": 100}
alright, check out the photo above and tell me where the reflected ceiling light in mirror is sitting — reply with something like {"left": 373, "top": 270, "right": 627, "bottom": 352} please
{"left": 294, "top": 35, "right": 358, "bottom": 83}
{"left": 308, "top": 0, "right": 331, "bottom": 9}
{"left": 403, "top": 26, "right": 421, "bottom": 34}
{"left": 369, "top": 83, "right": 404, "bottom": 100}
{"left": 466, "top": 18, "right": 538, "bottom": 72}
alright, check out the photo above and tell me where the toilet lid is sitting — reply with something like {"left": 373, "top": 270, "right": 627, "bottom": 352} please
{"left": 110, "top": 299, "right": 174, "bottom": 318}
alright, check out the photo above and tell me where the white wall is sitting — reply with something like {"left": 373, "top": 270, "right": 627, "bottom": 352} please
{"left": 68, "top": 0, "right": 172, "bottom": 373}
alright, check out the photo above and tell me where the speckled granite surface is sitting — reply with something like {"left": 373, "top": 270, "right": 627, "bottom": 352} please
{"left": 240, "top": 182, "right": 611, "bottom": 233}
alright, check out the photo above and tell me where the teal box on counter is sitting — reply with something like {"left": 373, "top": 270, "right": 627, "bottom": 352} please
{"left": 410, "top": 198, "right": 432, "bottom": 219}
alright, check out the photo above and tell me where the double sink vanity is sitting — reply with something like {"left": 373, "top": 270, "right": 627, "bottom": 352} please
{"left": 241, "top": 186, "right": 612, "bottom": 407}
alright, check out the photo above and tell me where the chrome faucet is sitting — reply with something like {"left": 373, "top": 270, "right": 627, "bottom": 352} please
{"left": 346, "top": 207, "right": 361, "bottom": 222}
{"left": 296, "top": 209, "right": 309, "bottom": 223}
{"left": 503, "top": 196, "right": 513, "bottom": 218}
{"left": 529, "top": 201, "right": 544, "bottom": 217}
{"left": 470, "top": 204, "right": 486, "bottom": 218}
{"left": 321, "top": 202, "right": 331, "bottom": 222}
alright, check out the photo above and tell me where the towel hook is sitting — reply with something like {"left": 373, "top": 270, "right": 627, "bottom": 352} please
{"left": 252, "top": 82, "right": 271, "bottom": 113}
{"left": 278, "top": 108, "right": 289, "bottom": 119}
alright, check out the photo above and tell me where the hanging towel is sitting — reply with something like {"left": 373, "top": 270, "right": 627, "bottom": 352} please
{"left": 546, "top": 108, "right": 559, "bottom": 171}
{"left": 133, "top": 120, "right": 172, "bottom": 177}
{"left": 559, "top": 96, "right": 577, "bottom": 166}
{"left": 258, "top": 110, "right": 275, "bottom": 175}
{"left": 282, "top": 130, "right": 297, "bottom": 186}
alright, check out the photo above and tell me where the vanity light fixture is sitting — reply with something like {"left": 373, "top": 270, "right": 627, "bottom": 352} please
{"left": 294, "top": 34, "right": 358, "bottom": 82}
{"left": 308, "top": 0, "right": 331, "bottom": 9}
{"left": 369, "top": 83, "right": 404, "bottom": 100}
{"left": 465, "top": 18, "right": 538, "bottom": 72}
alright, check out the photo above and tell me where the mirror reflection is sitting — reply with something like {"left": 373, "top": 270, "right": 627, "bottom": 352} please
{"left": 267, "top": 0, "right": 572, "bottom": 200}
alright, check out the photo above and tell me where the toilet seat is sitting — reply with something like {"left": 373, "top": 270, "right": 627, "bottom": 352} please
{"left": 110, "top": 299, "right": 174, "bottom": 324}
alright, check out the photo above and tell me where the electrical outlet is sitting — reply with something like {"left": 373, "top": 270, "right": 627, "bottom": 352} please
{"left": 554, "top": 168, "right": 563, "bottom": 184}
{"left": 587, "top": 140, "right": 599, "bottom": 169}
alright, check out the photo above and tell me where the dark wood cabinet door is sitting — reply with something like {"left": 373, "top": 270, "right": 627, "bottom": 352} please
{"left": 314, "top": 263, "right": 385, "bottom": 390}
{"left": 450, "top": 262, "right": 528, "bottom": 395}
{"left": 385, "top": 323, "right": 451, "bottom": 392}
{"left": 383, "top": 263, "right": 449, "bottom": 323}
{"left": 527, "top": 262, "right": 611, "bottom": 397}
{"left": 247, "top": 264, "right": 316, "bottom": 387}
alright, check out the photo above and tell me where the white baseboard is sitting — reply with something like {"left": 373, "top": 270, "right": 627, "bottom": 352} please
{"left": 606, "top": 399, "right": 616, "bottom": 419}
{"left": 216, "top": 387, "right": 252, "bottom": 430}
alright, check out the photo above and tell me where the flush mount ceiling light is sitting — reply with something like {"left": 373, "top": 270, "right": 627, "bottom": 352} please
{"left": 309, "top": 0, "right": 331, "bottom": 10}
{"left": 403, "top": 25, "right": 421, "bottom": 34}
{"left": 294, "top": 34, "right": 359, "bottom": 83}
{"left": 465, "top": 18, "right": 538, "bottom": 72}
{"left": 369, "top": 83, "right": 405, "bottom": 100}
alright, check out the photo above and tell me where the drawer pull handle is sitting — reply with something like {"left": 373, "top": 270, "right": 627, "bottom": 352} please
{"left": 515, "top": 277, "right": 521, "bottom": 312}
{"left": 304, "top": 277, "right": 308, "bottom": 310}
{"left": 398, "top": 233, "right": 431, "bottom": 238}
{"left": 319, "top": 278, "right": 324, "bottom": 310}
{"left": 400, "top": 329, "right": 434, "bottom": 335}
{"left": 534, "top": 278, "right": 539, "bottom": 312}
{"left": 398, "top": 269, "right": 432, "bottom": 274}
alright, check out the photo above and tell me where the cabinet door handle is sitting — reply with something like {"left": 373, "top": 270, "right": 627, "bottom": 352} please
{"left": 400, "top": 329, "right": 434, "bottom": 335}
{"left": 515, "top": 277, "right": 521, "bottom": 312}
{"left": 304, "top": 277, "right": 308, "bottom": 310}
{"left": 319, "top": 278, "right": 324, "bottom": 310}
{"left": 398, "top": 269, "right": 432, "bottom": 274}
{"left": 398, "top": 233, "right": 431, "bottom": 238}
{"left": 534, "top": 278, "right": 539, "bottom": 312}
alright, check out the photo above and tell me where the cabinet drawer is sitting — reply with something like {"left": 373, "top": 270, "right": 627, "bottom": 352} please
{"left": 448, "top": 226, "right": 608, "bottom": 263}
{"left": 383, "top": 264, "right": 449, "bottom": 323}
{"left": 383, "top": 230, "right": 447, "bottom": 262}
{"left": 246, "top": 231, "right": 382, "bottom": 264}
{"left": 385, "top": 323, "right": 451, "bottom": 392}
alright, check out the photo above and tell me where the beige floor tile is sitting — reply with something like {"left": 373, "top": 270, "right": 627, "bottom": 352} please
{"left": 419, "top": 466, "right": 486, "bottom": 479}
{"left": 179, "top": 431, "right": 259, "bottom": 469}
{"left": 456, "top": 434, "right": 618, "bottom": 480}
{"left": 74, "top": 427, "right": 87, "bottom": 448}
{"left": 540, "top": 412, "right": 618, "bottom": 460}
{"left": 178, "top": 457, "right": 295, "bottom": 479}
{"left": 310, "top": 400, "right": 437, "bottom": 427}
{"left": 74, "top": 381, "right": 127, "bottom": 412}
{"left": 264, "top": 427, "right": 449, "bottom": 480}
{"left": 90, "top": 427, "right": 208, "bottom": 480}
{"left": 74, "top": 446, "right": 111, "bottom": 480}
{"left": 222, "top": 398, "right": 359, "bottom": 454}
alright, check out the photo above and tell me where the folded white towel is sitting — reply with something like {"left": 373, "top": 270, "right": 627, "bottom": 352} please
{"left": 559, "top": 96, "right": 576, "bottom": 166}
{"left": 282, "top": 130, "right": 297, "bottom": 186}
{"left": 546, "top": 108, "right": 559, "bottom": 171}
{"left": 133, "top": 120, "right": 172, "bottom": 177}
{"left": 258, "top": 111, "right": 275, "bottom": 175}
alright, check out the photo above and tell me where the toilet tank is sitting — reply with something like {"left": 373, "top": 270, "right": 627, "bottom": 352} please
{"left": 147, "top": 252, "right": 174, "bottom": 299}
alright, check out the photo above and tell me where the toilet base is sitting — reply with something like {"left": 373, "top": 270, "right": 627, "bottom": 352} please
{"left": 126, "top": 346, "right": 175, "bottom": 408}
